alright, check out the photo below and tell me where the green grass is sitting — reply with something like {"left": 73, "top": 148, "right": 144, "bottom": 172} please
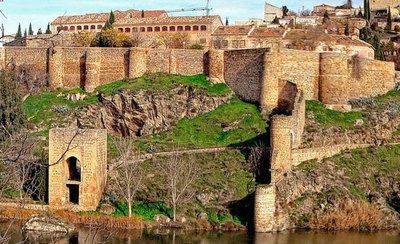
{"left": 306, "top": 100, "right": 364, "bottom": 128}
{"left": 95, "top": 73, "right": 230, "bottom": 96}
{"left": 136, "top": 97, "right": 267, "bottom": 151}
{"left": 22, "top": 91, "right": 98, "bottom": 127}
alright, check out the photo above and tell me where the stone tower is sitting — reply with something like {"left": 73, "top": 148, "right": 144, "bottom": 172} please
{"left": 48, "top": 128, "right": 107, "bottom": 211}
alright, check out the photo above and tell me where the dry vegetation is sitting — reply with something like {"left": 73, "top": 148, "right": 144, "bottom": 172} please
{"left": 310, "top": 200, "right": 384, "bottom": 231}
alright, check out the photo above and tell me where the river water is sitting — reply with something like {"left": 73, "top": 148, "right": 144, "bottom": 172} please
{"left": 1, "top": 223, "right": 399, "bottom": 244}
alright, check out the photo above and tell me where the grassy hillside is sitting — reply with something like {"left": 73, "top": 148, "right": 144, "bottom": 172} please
{"left": 134, "top": 97, "right": 267, "bottom": 151}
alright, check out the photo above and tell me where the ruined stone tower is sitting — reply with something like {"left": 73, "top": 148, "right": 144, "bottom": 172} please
{"left": 48, "top": 128, "right": 107, "bottom": 211}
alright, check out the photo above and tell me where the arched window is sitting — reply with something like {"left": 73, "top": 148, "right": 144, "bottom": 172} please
{"left": 200, "top": 25, "right": 207, "bottom": 31}
{"left": 57, "top": 26, "right": 62, "bottom": 32}
{"left": 193, "top": 25, "right": 199, "bottom": 31}
{"left": 67, "top": 157, "right": 81, "bottom": 182}
{"left": 97, "top": 25, "right": 103, "bottom": 29}
{"left": 90, "top": 25, "right": 96, "bottom": 30}
{"left": 118, "top": 28, "right": 123, "bottom": 32}
{"left": 63, "top": 26, "right": 69, "bottom": 31}
{"left": 132, "top": 27, "right": 138, "bottom": 32}
{"left": 77, "top": 26, "right": 82, "bottom": 31}
{"left": 169, "top": 26, "right": 176, "bottom": 31}
{"left": 147, "top": 27, "right": 153, "bottom": 32}
{"left": 83, "top": 25, "right": 89, "bottom": 30}
{"left": 185, "top": 25, "right": 191, "bottom": 31}
{"left": 125, "top": 28, "right": 131, "bottom": 32}
{"left": 177, "top": 26, "right": 183, "bottom": 31}
{"left": 140, "top": 27, "right": 146, "bottom": 32}
{"left": 69, "top": 26, "right": 75, "bottom": 31}
{"left": 155, "top": 26, "right": 161, "bottom": 32}
{"left": 162, "top": 26, "right": 168, "bottom": 31}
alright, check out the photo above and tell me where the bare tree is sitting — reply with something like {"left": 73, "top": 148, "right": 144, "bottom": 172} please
{"left": 109, "top": 138, "right": 144, "bottom": 218}
{"left": 156, "top": 152, "right": 200, "bottom": 221}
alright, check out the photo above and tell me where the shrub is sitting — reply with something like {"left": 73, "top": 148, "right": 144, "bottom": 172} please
{"left": 113, "top": 202, "right": 172, "bottom": 221}
{"left": 190, "top": 44, "right": 203, "bottom": 50}
{"left": 309, "top": 200, "right": 384, "bottom": 231}
{"left": 93, "top": 29, "right": 133, "bottom": 47}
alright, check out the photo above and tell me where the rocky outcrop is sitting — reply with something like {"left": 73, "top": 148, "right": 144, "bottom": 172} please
{"left": 78, "top": 85, "right": 231, "bottom": 137}
{"left": 23, "top": 215, "right": 75, "bottom": 233}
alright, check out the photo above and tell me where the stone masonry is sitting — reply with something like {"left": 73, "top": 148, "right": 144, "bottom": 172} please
{"left": 48, "top": 128, "right": 107, "bottom": 211}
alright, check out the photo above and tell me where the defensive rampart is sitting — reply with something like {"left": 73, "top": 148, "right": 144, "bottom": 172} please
{"left": 0, "top": 47, "right": 206, "bottom": 92}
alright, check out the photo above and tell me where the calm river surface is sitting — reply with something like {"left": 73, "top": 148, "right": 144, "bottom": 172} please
{"left": 1, "top": 223, "right": 399, "bottom": 244}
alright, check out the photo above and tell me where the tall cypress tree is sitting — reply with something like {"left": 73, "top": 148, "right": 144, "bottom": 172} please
{"left": 45, "top": 23, "right": 52, "bottom": 34}
{"left": 24, "top": 29, "right": 27, "bottom": 38}
{"left": 372, "top": 34, "right": 383, "bottom": 60}
{"left": 28, "top": 23, "right": 33, "bottom": 35}
{"left": 37, "top": 28, "right": 43, "bottom": 35}
{"left": 109, "top": 10, "right": 115, "bottom": 25}
{"left": 364, "top": 0, "right": 370, "bottom": 21}
{"left": 386, "top": 7, "right": 392, "bottom": 31}
{"left": 16, "top": 23, "right": 22, "bottom": 38}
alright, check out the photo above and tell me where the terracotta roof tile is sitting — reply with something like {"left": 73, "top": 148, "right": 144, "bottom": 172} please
{"left": 248, "top": 27, "right": 285, "bottom": 38}
{"left": 213, "top": 26, "right": 253, "bottom": 35}
{"left": 52, "top": 9, "right": 166, "bottom": 25}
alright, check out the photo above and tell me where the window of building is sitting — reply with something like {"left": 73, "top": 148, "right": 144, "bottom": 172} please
{"left": 77, "top": 26, "right": 82, "bottom": 31}
{"left": 162, "top": 26, "right": 168, "bottom": 31}
{"left": 213, "top": 40, "right": 221, "bottom": 49}
{"left": 147, "top": 27, "right": 153, "bottom": 32}
{"left": 200, "top": 25, "right": 207, "bottom": 31}
{"left": 177, "top": 26, "right": 183, "bottom": 31}
{"left": 63, "top": 26, "right": 69, "bottom": 31}
{"left": 125, "top": 28, "right": 131, "bottom": 32}
{"left": 132, "top": 27, "right": 138, "bottom": 32}
{"left": 232, "top": 40, "right": 239, "bottom": 48}
{"left": 185, "top": 26, "right": 191, "bottom": 31}
{"left": 57, "top": 26, "right": 62, "bottom": 32}
{"left": 193, "top": 26, "right": 199, "bottom": 31}
{"left": 69, "top": 26, "right": 75, "bottom": 31}
{"left": 221, "top": 40, "right": 228, "bottom": 48}
{"left": 118, "top": 28, "right": 123, "bottom": 32}
{"left": 239, "top": 40, "right": 246, "bottom": 48}
{"left": 140, "top": 27, "right": 146, "bottom": 32}
{"left": 90, "top": 25, "right": 96, "bottom": 30}
{"left": 67, "top": 157, "right": 81, "bottom": 182}
{"left": 199, "top": 38, "right": 207, "bottom": 44}
{"left": 170, "top": 26, "right": 176, "bottom": 31}
{"left": 97, "top": 25, "right": 103, "bottom": 29}
{"left": 155, "top": 26, "right": 161, "bottom": 32}
{"left": 83, "top": 25, "right": 89, "bottom": 30}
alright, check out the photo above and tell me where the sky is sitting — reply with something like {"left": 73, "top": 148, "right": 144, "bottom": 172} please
{"left": 0, "top": 0, "right": 364, "bottom": 35}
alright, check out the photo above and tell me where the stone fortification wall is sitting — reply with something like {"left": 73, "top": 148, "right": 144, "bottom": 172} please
{"left": 319, "top": 53, "right": 396, "bottom": 105}
{"left": 223, "top": 48, "right": 267, "bottom": 102}
{"left": 0, "top": 47, "right": 206, "bottom": 92}
{"left": 291, "top": 143, "right": 371, "bottom": 166}
{"left": 0, "top": 47, "right": 49, "bottom": 73}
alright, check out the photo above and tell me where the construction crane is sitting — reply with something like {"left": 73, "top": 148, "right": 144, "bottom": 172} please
{"left": 167, "top": 0, "right": 212, "bottom": 16}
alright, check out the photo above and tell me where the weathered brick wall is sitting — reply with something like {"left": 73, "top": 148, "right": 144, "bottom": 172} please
{"left": 207, "top": 49, "right": 224, "bottom": 83}
{"left": 223, "top": 48, "right": 267, "bottom": 102}
{"left": 48, "top": 128, "right": 107, "bottom": 212}
{"left": 254, "top": 185, "right": 276, "bottom": 232}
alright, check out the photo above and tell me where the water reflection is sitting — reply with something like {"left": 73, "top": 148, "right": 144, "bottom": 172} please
{"left": 1, "top": 223, "right": 399, "bottom": 244}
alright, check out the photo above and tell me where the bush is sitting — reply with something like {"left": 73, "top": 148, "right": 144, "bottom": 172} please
{"left": 309, "top": 200, "right": 384, "bottom": 231}
{"left": 190, "top": 44, "right": 203, "bottom": 50}
{"left": 93, "top": 29, "right": 133, "bottom": 47}
{"left": 113, "top": 202, "right": 172, "bottom": 221}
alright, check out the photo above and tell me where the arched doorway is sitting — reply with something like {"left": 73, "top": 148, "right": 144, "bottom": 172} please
{"left": 67, "top": 156, "right": 81, "bottom": 181}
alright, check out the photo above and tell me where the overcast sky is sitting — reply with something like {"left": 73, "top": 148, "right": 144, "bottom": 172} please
{"left": 0, "top": 0, "right": 364, "bottom": 35}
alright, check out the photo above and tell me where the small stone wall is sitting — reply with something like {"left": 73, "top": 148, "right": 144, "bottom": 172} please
{"left": 254, "top": 185, "right": 276, "bottom": 233}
